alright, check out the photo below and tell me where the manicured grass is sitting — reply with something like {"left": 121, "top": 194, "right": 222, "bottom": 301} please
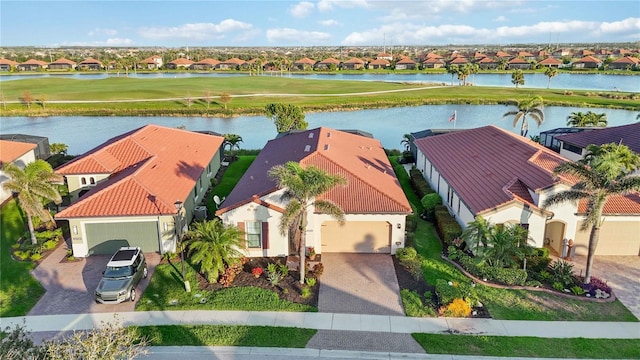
{"left": 135, "top": 261, "right": 315, "bottom": 312}
{"left": 1, "top": 77, "right": 637, "bottom": 116}
{"left": 207, "top": 155, "right": 256, "bottom": 213}
{"left": 390, "top": 157, "right": 638, "bottom": 322}
{"left": 412, "top": 334, "right": 640, "bottom": 358}
{"left": 0, "top": 200, "right": 45, "bottom": 317}
{"left": 130, "top": 325, "right": 316, "bottom": 347}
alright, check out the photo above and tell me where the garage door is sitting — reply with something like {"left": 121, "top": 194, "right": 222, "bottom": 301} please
{"left": 321, "top": 221, "right": 391, "bottom": 253}
{"left": 85, "top": 221, "right": 160, "bottom": 255}
{"left": 575, "top": 221, "right": 640, "bottom": 256}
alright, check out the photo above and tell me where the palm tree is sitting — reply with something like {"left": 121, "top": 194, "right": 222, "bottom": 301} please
{"left": 461, "top": 215, "right": 492, "bottom": 254}
{"left": 511, "top": 69, "right": 525, "bottom": 88}
{"left": 400, "top": 134, "right": 412, "bottom": 152}
{"left": 544, "top": 67, "right": 558, "bottom": 89}
{"left": 185, "top": 219, "right": 246, "bottom": 283}
{"left": 223, "top": 133, "right": 243, "bottom": 161}
{"left": 543, "top": 143, "right": 640, "bottom": 284}
{"left": 2, "top": 160, "right": 62, "bottom": 245}
{"left": 502, "top": 95, "right": 545, "bottom": 137}
{"left": 268, "top": 162, "right": 347, "bottom": 284}
{"left": 446, "top": 64, "right": 459, "bottom": 86}
{"left": 566, "top": 111, "right": 608, "bottom": 127}
{"left": 482, "top": 224, "right": 531, "bottom": 268}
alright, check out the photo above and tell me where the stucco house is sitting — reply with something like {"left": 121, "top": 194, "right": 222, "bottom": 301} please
{"left": 292, "top": 58, "right": 317, "bottom": 71}
{"left": 608, "top": 56, "right": 639, "bottom": 70}
{"left": 216, "top": 127, "right": 412, "bottom": 257}
{"left": 77, "top": 58, "right": 104, "bottom": 71}
{"left": 0, "top": 140, "right": 37, "bottom": 205}
{"left": 368, "top": 58, "right": 390, "bottom": 69}
{"left": 190, "top": 58, "right": 221, "bottom": 70}
{"left": 54, "top": 125, "right": 225, "bottom": 257}
{"left": 17, "top": 59, "right": 48, "bottom": 71}
{"left": 572, "top": 56, "right": 602, "bottom": 69}
{"left": 342, "top": 57, "right": 365, "bottom": 70}
{"left": 48, "top": 57, "right": 76, "bottom": 71}
{"left": 166, "top": 58, "right": 194, "bottom": 70}
{"left": 538, "top": 56, "right": 563, "bottom": 68}
{"left": 140, "top": 56, "right": 163, "bottom": 70}
{"left": 555, "top": 122, "right": 640, "bottom": 164}
{"left": 0, "top": 58, "right": 19, "bottom": 71}
{"left": 217, "top": 58, "right": 245, "bottom": 70}
{"left": 414, "top": 125, "right": 640, "bottom": 257}
{"left": 395, "top": 57, "right": 417, "bottom": 70}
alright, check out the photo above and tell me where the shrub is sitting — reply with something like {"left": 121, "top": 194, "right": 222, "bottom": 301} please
{"left": 219, "top": 262, "right": 243, "bottom": 287}
{"left": 400, "top": 257, "right": 424, "bottom": 281}
{"left": 440, "top": 298, "right": 471, "bottom": 317}
{"left": 549, "top": 260, "right": 577, "bottom": 287}
{"left": 446, "top": 245, "right": 463, "bottom": 260}
{"left": 435, "top": 279, "right": 476, "bottom": 306}
{"left": 534, "top": 247, "right": 550, "bottom": 258}
{"left": 312, "top": 263, "right": 324, "bottom": 278}
{"left": 400, "top": 289, "right": 435, "bottom": 317}
{"left": 553, "top": 282, "right": 565, "bottom": 291}
{"left": 251, "top": 267, "right": 263, "bottom": 278}
{"left": 490, "top": 267, "right": 528, "bottom": 286}
{"left": 395, "top": 247, "right": 417, "bottom": 262}
{"left": 162, "top": 252, "right": 178, "bottom": 261}
{"left": 456, "top": 252, "right": 527, "bottom": 285}
{"left": 301, "top": 286, "right": 311, "bottom": 298}
{"left": 305, "top": 277, "right": 317, "bottom": 287}
{"left": 525, "top": 280, "right": 543, "bottom": 287}
{"left": 434, "top": 210, "right": 463, "bottom": 245}
{"left": 409, "top": 168, "right": 434, "bottom": 199}
{"left": 279, "top": 264, "right": 289, "bottom": 277}
{"left": 580, "top": 276, "right": 612, "bottom": 297}
{"left": 30, "top": 253, "right": 42, "bottom": 261}
{"left": 525, "top": 255, "right": 551, "bottom": 273}
{"left": 42, "top": 239, "right": 58, "bottom": 250}
{"left": 405, "top": 215, "right": 417, "bottom": 233}
{"left": 421, "top": 193, "right": 443, "bottom": 220}
{"left": 571, "top": 286, "right": 585, "bottom": 296}
{"left": 13, "top": 250, "right": 31, "bottom": 261}
{"left": 266, "top": 263, "right": 282, "bottom": 285}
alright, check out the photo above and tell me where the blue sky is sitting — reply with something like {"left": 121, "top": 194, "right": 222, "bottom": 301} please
{"left": 1, "top": 1, "right": 639, "bottom": 47}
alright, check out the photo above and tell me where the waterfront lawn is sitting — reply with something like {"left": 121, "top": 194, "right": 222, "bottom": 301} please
{"left": 0, "top": 200, "right": 45, "bottom": 317}
{"left": 389, "top": 157, "right": 638, "bottom": 322}
{"left": 207, "top": 155, "right": 256, "bottom": 213}
{"left": 130, "top": 325, "right": 316, "bottom": 347}
{"left": 412, "top": 334, "right": 640, "bottom": 359}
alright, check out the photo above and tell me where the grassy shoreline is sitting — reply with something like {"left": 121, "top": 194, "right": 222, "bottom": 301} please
{"left": 1, "top": 77, "right": 637, "bottom": 117}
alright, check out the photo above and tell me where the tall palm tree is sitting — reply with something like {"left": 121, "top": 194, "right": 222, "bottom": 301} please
{"left": 544, "top": 67, "right": 558, "bottom": 89}
{"left": 511, "top": 69, "right": 525, "bottom": 88}
{"left": 543, "top": 144, "right": 640, "bottom": 284}
{"left": 461, "top": 215, "right": 492, "bottom": 254}
{"left": 446, "top": 64, "right": 459, "bottom": 86}
{"left": 268, "top": 162, "right": 347, "bottom": 284}
{"left": 566, "top": 111, "right": 608, "bottom": 127}
{"left": 2, "top": 160, "right": 62, "bottom": 245}
{"left": 482, "top": 224, "right": 531, "bottom": 268}
{"left": 502, "top": 95, "right": 545, "bottom": 137}
{"left": 185, "top": 219, "right": 246, "bottom": 283}
{"left": 223, "top": 133, "right": 243, "bottom": 161}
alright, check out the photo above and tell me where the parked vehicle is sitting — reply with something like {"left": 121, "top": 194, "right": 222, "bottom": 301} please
{"left": 94, "top": 247, "right": 147, "bottom": 304}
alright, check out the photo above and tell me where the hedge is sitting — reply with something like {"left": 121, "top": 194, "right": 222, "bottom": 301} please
{"left": 434, "top": 208, "right": 462, "bottom": 245}
{"left": 409, "top": 168, "right": 435, "bottom": 199}
{"left": 456, "top": 252, "right": 528, "bottom": 286}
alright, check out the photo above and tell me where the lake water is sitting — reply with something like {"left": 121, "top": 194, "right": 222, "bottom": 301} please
{"left": 1, "top": 72, "right": 639, "bottom": 92}
{"left": 2, "top": 105, "right": 636, "bottom": 155}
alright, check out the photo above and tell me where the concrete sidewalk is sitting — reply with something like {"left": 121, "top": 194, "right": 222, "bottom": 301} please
{"left": 2, "top": 310, "right": 639, "bottom": 339}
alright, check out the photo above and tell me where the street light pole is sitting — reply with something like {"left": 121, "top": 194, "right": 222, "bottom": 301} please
{"left": 174, "top": 200, "right": 190, "bottom": 292}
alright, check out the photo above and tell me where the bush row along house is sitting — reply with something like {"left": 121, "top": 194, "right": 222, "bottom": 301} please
{"left": 2, "top": 47, "right": 638, "bottom": 72}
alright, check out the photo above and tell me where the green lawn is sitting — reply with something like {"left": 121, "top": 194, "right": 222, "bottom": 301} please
{"left": 135, "top": 260, "right": 315, "bottom": 312}
{"left": 130, "top": 325, "right": 316, "bottom": 347}
{"left": 412, "top": 334, "right": 640, "bottom": 359}
{"left": 389, "top": 156, "right": 638, "bottom": 322}
{"left": 206, "top": 155, "right": 256, "bottom": 213}
{"left": 0, "top": 200, "right": 45, "bottom": 317}
{"left": 1, "top": 76, "right": 637, "bottom": 116}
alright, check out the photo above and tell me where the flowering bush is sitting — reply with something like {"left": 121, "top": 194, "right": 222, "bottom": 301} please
{"left": 307, "top": 247, "right": 316, "bottom": 257}
{"left": 580, "top": 276, "right": 612, "bottom": 297}
{"left": 440, "top": 298, "right": 471, "bottom": 317}
{"left": 251, "top": 267, "right": 263, "bottom": 278}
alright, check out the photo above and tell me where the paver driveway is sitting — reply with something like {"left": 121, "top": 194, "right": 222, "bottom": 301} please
{"left": 28, "top": 243, "right": 160, "bottom": 315}
{"left": 318, "top": 253, "right": 404, "bottom": 315}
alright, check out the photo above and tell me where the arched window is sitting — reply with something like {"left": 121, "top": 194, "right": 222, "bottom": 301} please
{"left": 81, "top": 177, "right": 86, "bottom": 185}
{"left": 89, "top": 177, "right": 95, "bottom": 185}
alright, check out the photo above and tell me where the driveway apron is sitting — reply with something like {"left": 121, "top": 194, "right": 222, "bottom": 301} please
{"left": 318, "top": 253, "right": 404, "bottom": 316}
{"left": 28, "top": 243, "right": 160, "bottom": 315}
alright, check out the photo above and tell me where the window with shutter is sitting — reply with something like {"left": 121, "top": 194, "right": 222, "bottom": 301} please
{"left": 246, "top": 221, "right": 262, "bottom": 248}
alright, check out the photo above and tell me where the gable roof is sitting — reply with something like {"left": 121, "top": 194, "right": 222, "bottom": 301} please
{"left": 611, "top": 56, "right": 640, "bottom": 65}
{"left": 508, "top": 57, "right": 529, "bottom": 64}
{"left": 538, "top": 56, "right": 563, "bottom": 66}
{"left": 169, "top": 58, "right": 194, "bottom": 65}
{"left": 396, "top": 57, "right": 416, "bottom": 65}
{"left": 0, "top": 140, "right": 37, "bottom": 165}
{"left": 369, "top": 58, "right": 390, "bottom": 65}
{"left": 49, "top": 57, "right": 76, "bottom": 65}
{"left": 414, "top": 126, "right": 567, "bottom": 215}
{"left": 555, "top": 122, "right": 640, "bottom": 153}
{"left": 294, "top": 57, "right": 317, "bottom": 65}
{"left": 217, "top": 127, "right": 411, "bottom": 215}
{"left": 220, "top": 57, "right": 246, "bottom": 65}
{"left": 192, "top": 58, "right": 220, "bottom": 66}
{"left": 344, "top": 57, "right": 365, "bottom": 64}
{"left": 20, "top": 59, "right": 48, "bottom": 66}
{"left": 79, "top": 58, "right": 103, "bottom": 66}
{"left": 574, "top": 55, "right": 602, "bottom": 64}
{"left": 55, "top": 125, "right": 224, "bottom": 218}
{"left": 0, "top": 58, "right": 19, "bottom": 66}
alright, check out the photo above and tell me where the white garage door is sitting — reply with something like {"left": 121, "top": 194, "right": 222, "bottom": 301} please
{"left": 321, "top": 221, "right": 391, "bottom": 253}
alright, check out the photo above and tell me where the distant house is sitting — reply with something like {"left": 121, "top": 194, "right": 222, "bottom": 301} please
{"left": 216, "top": 127, "right": 412, "bottom": 256}
{"left": 594, "top": 49, "right": 613, "bottom": 59}
{"left": 368, "top": 58, "right": 390, "bottom": 69}
{"left": 608, "top": 56, "right": 639, "bottom": 70}
{"left": 17, "top": 59, "right": 48, "bottom": 71}
{"left": 538, "top": 56, "right": 563, "bottom": 68}
{"left": 507, "top": 57, "right": 531, "bottom": 69}
{"left": 166, "top": 58, "right": 194, "bottom": 70}
{"left": 555, "top": 122, "right": 640, "bottom": 163}
{"left": 292, "top": 57, "right": 316, "bottom": 71}
{"left": 572, "top": 56, "right": 602, "bottom": 69}
{"left": 476, "top": 57, "right": 498, "bottom": 70}
{"left": 377, "top": 52, "right": 393, "bottom": 61}
{"left": 422, "top": 58, "right": 446, "bottom": 69}
{"left": 473, "top": 52, "right": 487, "bottom": 60}
{"left": 517, "top": 51, "right": 536, "bottom": 61}
{"left": 414, "top": 125, "right": 640, "bottom": 257}
{"left": 77, "top": 58, "right": 104, "bottom": 71}
{"left": 217, "top": 58, "right": 245, "bottom": 70}
{"left": 140, "top": 56, "right": 163, "bottom": 70}
{"left": 190, "top": 58, "right": 220, "bottom": 70}
{"left": 48, "top": 57, "right": 76, "bottom": 71}
{"left": 395, "top": 57, "right": 416, "bottom": 70}
{"left": 576, "top": 49, "right": 595, "bottom": 57}
{"left": 0, "top": 58, "right": 18, "bottom": 71}
{"left": 243, "top": 58, "right": 266, "bottom": 71}
{"left": 448, "top": 56, "right": 469, "bottom": 66}
{"left": 552, "top": 48, "right": 572, "bottom": 57}
{"left": 342, "top": 57, "right": 365, "bottom": 70}
{"left": 54, "top": 125, "right": 225, "bottom": 257}
{"left": 494, "top": 51, "right": 513, "bottom": 60}
{"left": 0, "top": 140, "right": 38, "bottom": 205}
{"left": 316, "top": 57, "right": 341, "bottom": 70}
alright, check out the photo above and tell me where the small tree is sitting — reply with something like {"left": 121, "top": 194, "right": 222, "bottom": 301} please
{"left": 21, "top": 90, "right": 33, "bottom": 109}
{"left": 203, "top": 90, "right": 213, "bottom": 110}
{"left": 544, "top": 67, "right": 558, "bottom": 89}
{"left": 420, "top": 193, "right": 442, "bottom": 221}
{"left": 185, "top": 93, "right": 192, "bottom": 108}
{"left": 219, "top": 92, "right": 232, "bottom": 109}
{"left": 38, "top": 94, "right": 48, "bottom": 109}
{"left": 50, "top": 143, "right": 68, "bottom": 155}
{"left": 265, "top": 103, "right": 308, "bottom": 133}
{"left": 511, "top": 69, "right": 525, "bottom": 88}
{"left": 223, "top": 133, "right": 243, "bottom": 161}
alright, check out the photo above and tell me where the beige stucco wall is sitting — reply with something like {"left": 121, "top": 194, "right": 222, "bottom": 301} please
{"left": 1, "top": 149, "right": 36, "bottom": 204}
{"left": 65, "top": 174, "right": 110, "bottom": 202}
{"left": 573, "top": 216, "right": 640, "bottom": 256}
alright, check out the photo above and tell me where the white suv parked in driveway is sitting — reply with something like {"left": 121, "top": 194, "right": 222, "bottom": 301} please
{"left": 94, "top": 247, "right": 147, "bottom": 304}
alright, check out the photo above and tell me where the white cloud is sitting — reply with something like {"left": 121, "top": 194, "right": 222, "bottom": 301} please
{"left": 317, "top": 0, "right": 370, "bottom": 12}
{"left": 88, "top": 28, "right": 118, "bottom": 37}
{"left": 319, "top": 19, "right": 339, "bottom": 26}
{"left": 139, "top": 19, "right": 254, "bottom": 41}
{"left": 60, "top": 38, "right": 134, "bottom": 47}
{"left": 598, "top": 17, "right": 640, "bottom": 33}
{"left": 266, "top": 28, "right": 332, "bottom": 45}
{"left": 290, "top": 1, "right": 314, "bottom": 18}
{"left": 376, "top": 0, "right": 525, "bottom": 22}
{"left": 493, "top": 15, "right": 507, "bottom": 22}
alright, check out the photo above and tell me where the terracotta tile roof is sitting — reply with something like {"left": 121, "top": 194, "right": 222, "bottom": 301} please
{"left": 55, "top": 125, "right": 224, "bottom": 219}
{"left": 538, "top": 56, "right": 563, "bottom": 66}
{"left": 192, "top": 58, "right": 220, "bottom": 66}
{"left": 555, "top": 122, "right": 640, "bottom": 154}
{"left": 396, "top": 57, "right": 416, "bottom": 65}
{"left": 474, "top": 52, "right": 487, "bottom": 59}
{"left": 79, "top": 58, "right": 103, "bottom": 66}
{"left": 508, "top": 57, "right": 529, "bottom": 64}
{"left": 579, "top": 193, "right": 640, "bottom": 214}
{"left": 169, "top": 58, "right": 194, "bottom": 65}
{"left": 611, "top": 56, "right": 640, "bottom": 65}
{"left": 476, "top": 57, "right": 496, "bottom": 64}
{"left": 495, "top": 51, "right": 512, "bottom": 58}
{"left": 49, "top": 57, "right": 76, "bottom": 65}
{"left": 574, "top": 55, "right": 602, "bottom": 64}
{"left": 369, "top": 58, "right": 390, "bottom": 65}
{"left": 0, "top": 58, "right": 19, "bottom": 66}
{"left": 0, "top": 140, "right": 37, "bottom": 165}
{"left": 579, "top": 49, "right": 595, "bottom": 56}
{"left": 294, "top": 57, "right": 317, "bottom": 65}
{"left": 414, "top": 126, "right": 567, "bottom": 214}
{"left": 141, "top": 56, "right": 162, "bottom": 63}
{"left": 377, "top": 53, "right": 392, "bottom": 58}
{"left": 221, "top": 57, "right": 245, "bottom": 65}
{"left": 518, "top": 51, "right": 535, "bottom": 57}
{"left": 426, "top": 53, "right": 443, "bottom": 59}
{"left": 449, "top": 57, "right": 469, "bottom": 64}
{"left": 319, "top": 57, "right": 341, "bottom": 65}
{"left": 217, "top": 127, "right": 411, "bottom": 215}
{"left": 20, "top": 59, "right": 48, "bottom": 66}
{"left": 344, "top": 57, "right": 365, "bottom": 64}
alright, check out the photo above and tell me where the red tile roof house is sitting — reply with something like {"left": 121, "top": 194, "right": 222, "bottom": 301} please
{"left": 140, "top": 55, "right": 163, "bottom": 70}
{"left": 555, "top": 122, "right": 640, "bottom": 164}
{"left": 48, "top": 57, "right": 77, "bottom": 71}
{"left": 368, "top": 58, "right": 390, "bottom": 69}
{"left": 190, "top": 58, "right": 221, "bottom": 70}
{"left": 217, "top": 58, "right": 246, "bottom": 70}
{"left": 0, "top": 58, "right": 19, "bottom": 71}
{"left": 507, "top": 57, "right": 531, "bottom": 70}
{"left": 315, "top": 57, "right": 341, "bottom": 70}
{"left": 54, "top": 125, "right": 225, "bottom": 257}
{"left": 422, "top": 57, "right": 446, "bottom": 69}
{"left": 0, "top": 140, "right": 37, "bottom": 205}
{"left": 395, "top": 57, "right": 417, "bottom": 70}
{"left": 342, "top": 57, "right": 365, "bottom": 70}
{"left": 538, "top": 56, "right": 563, "bottom": 68}
{"left": 475, "top": 57, "right": 498, "bottom": 70}
{"left": 216, "top": 127, "right": 412, "bottom": 257}
{"left": 608, "top": 56, "right": 640, "bottom": 70}
{"left": 17, "top": 59, "right": 48, "bottom": 71}
{"left": 292, "top": 57, "right": 317, "bottom": 71}
{"left": 77, "top": 58, "right": 104, "bottom": 71}
{"left": 572, "top": 55, "right": 602, "bottom": 69}
{"left": 414, "top": 125, "right": 640, "bottom": 257}
{"left": 165, "top": 58, "right": 194, "bottom": 70}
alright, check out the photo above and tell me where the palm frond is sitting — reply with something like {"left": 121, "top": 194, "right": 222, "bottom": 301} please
{"left": 314, "top": 200, "right": 346, "bottom": 224}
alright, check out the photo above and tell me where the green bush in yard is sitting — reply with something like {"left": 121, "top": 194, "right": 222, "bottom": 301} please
{"left": 457, "top": 252, "right": 527, "bottom": 286}
{"left": 421, "top": 193, "right": 443, "bottom": 221}
{"left": 396, "top": 247, "right": 417, "bottom": 262}
{"left": 401, "top": 257, "right": 425, "bottom": 281}
{"left": 435, "top": 279, "right": 478, "bottom": 307}
{"left": 405, "top": 215, "right": 417, "bottom": 233}
{"left": 409, "top": 168, "right": 434, "bottom": 199}
{"left": 401, "top": 289, "right": 435, "bottom": 317}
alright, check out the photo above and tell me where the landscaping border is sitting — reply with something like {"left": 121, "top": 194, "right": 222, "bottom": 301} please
{"left": 440, "top": 255, "right": 616, "bottom": 303}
